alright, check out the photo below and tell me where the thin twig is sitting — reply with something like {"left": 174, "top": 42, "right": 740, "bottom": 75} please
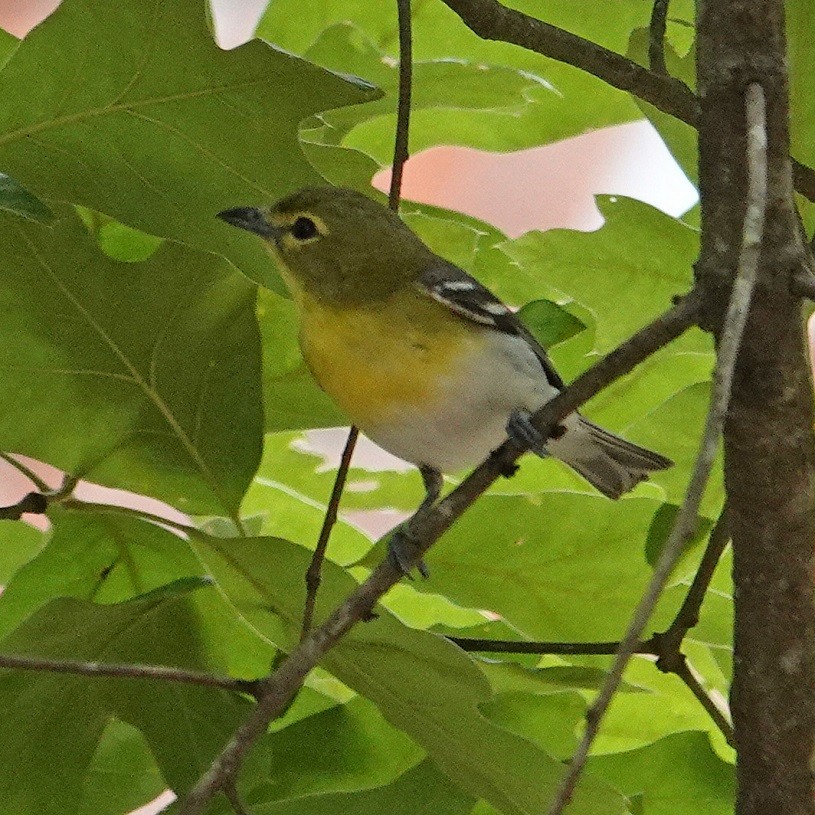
{"left": 0, "top": 452, "right": 50, "bottom": 493}
{"left": 301, "top": 0, "right": 414, "bottom": 640}
{"left": 389, "top": 0, "right": 414, "bottom": 210}
{"left": 437, "top": 0, "right": 815, "bottom": 202}
{"left": 450, "top": 633, "right": 735, "bottom": 746}
{"left": 663, "top": 505, "right": 730, "bottom": 643}
{"left": 672, "top": 658, "right": 735, "bottom": 747}
{"left": 648, "top": 0, "right": 669, "bottom": 75}
{"left": 0, "top": 652, "right": 260, "bottom": 697}
{"left": 448, "top": 637, "right": 647, "bottom": 655}
{"left": 301, "top": 426, "right": 359, "bottom": 639}
{"left": 224, "top": 782, "right": 251, "bottom": 815}
{"left": 545, "top": 83, "right": 767, "bottom": 815}
{"left": 177, "top": 292, "right": 701, "bottom": 815}
{"left": 440, "top": 0, "right": 698, "bottom": 122}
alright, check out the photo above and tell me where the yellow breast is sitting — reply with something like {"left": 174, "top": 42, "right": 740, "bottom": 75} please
{"left": 298, "top": 289, "right": 477, "bottom": 427}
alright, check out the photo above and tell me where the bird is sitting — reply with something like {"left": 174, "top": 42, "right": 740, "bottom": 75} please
{"left": 218, "top": 186, "right": 672, "bottom": 574}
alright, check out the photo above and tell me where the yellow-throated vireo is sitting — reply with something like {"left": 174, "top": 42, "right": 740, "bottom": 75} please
{"left": 219, "top": 187, "right": 672, "bottom": 574}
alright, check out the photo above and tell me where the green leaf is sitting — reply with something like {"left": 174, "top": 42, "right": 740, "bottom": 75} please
{"left": 0, "top": 520, "right": 45, "bottom": 586}
{"left": 623, "top": 384, "right": 724, "bottom": 518}
{"left": 0, "top": 0, "right": 375, "bottom": 288}
{"left": 519, "top": 299, "right": 587, "bottom": 348}
{"left": 626, "top": 29, "right": 698, "bottom": 187}
{"left": 0, "top": 209, "right": 263, "bottom": 516}
{"left": 260, "top": 0, "right": 649, "bottom": 156}
{"left": 250, "top": 760, "right": 474, "bottom": 815}
{"left": 78, "top": 719, "right": 166, "bottom": 815}
{"left": 244, "top": 697, "right": 422, "bottom": 801}
{"left": 788, "top": 0, "right": 815, "bottom": 174}
{"left": 76, "top": 207, "right": 164, "bottom": 262}
{"left": 592, "top": 657, "right": 733, "bottom": 755}
{"left": 480, "top": 691, "right": 586, "bottom": 759}
{"left": 364, "top": 494, "right": 675, "bottom": 641}
{"left": 0, "top": 583, "right": 249, "bottom": 812}
{"left": 588, "top": 732, "right": 735, "bottom": 814}
{"left": 0, "top": 174, "right": 53, "bottom": 222}
{"left": 0, "top": 507, "right": 280, "bottom": 682}
{"left": 501, "top": 197, "right": 699, "bottom": 353}
{"left": 192, "top": 533, "right": 627, "bottom": 815}
{"left": 0, "top": 27, "right": 18, "bottom": 69}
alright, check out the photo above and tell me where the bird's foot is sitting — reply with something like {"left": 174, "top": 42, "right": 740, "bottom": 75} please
{"left": 506, "top": 409, "right": 549, "bottom": 457}
{"left": 388, "top": 523, "right": 430, "bottom": 579}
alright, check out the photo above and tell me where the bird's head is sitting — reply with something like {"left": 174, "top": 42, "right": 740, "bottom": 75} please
{"left": 218, "top": 186, "right": 433, "bottom": 304}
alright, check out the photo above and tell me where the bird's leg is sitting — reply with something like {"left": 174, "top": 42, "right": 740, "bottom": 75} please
{"left": 506, "top": 408, "right": 566, "bottom": 458}
{"left": 388, "top": 466, "right": 442, "bottom": 579}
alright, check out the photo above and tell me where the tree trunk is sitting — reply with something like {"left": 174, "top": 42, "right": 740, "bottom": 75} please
{"left": 696, "top": 2, "right": 815, "bottom": 813}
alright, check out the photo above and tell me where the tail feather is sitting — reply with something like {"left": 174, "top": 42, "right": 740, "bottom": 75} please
{"left": 548, "top": 415, "right": 673, "bottom": 500}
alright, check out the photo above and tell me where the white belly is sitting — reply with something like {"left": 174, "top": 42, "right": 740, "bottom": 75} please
{"left": 365, "top": 332, "right": 558, "bottom": 472}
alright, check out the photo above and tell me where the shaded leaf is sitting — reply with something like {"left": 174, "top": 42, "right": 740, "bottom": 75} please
{"left": 260, "top": 0, "right": 649, "bottom": 157}
{"left": 0, "top": 210, "right": 263, "bottom": 516}
{"left": 0, "top": 582, "right": 249, "bottom": 812}
{"left": 250, "top": 760, "right": 474, "bottom": 815}
{"left": 0, "top": 0, "right": 375, "bottom": 288}
{"left": 244, "top": 697, "right": 422, "bottom": 802}
{"left": 78, "top": 719, "right": 166, "bottom": 815}
{"left": 519, "top": 299, "right": 587, "bottom": 349}
{"left": 0, "top": 173, "right": 53, "bottom": 223}
{"left": 361, "top": 494, "right": 673, "bottom": 641}
{"left": 0, "top": 519, "right": 45, "bottom": 586}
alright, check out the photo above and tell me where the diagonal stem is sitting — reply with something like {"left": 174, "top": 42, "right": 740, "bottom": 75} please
{"left": 301, "top": 426, "right": 359, "bottom": 639}
{"left": 177, "top": 289, "right": 701, "bottom": 815}
{"left": 300, "top": 0, "right": 414, "bottom": 640}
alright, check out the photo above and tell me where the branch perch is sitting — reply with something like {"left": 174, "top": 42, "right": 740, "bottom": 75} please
{"left": 178, "top": 290, "right": 700, "bottom": 815}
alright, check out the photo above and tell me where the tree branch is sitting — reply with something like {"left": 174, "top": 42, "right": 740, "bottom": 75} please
{"left": 670, "top": 656, "right": 735, "bottom": 747}
{"left": 790, "top": 269, "right": 815, "bottom": 300}
{"left": 388, "top": 0, "right": 413, "bottom": 211}
{"left": 437, "top": 0, "right": 815, "bottom": 203}
{"left": 440, "top": 0, "right": 698, "bottom": 122}
{"left": 177, "top": 291, "right": 700, "bottom": 815}
{"left": 448, "top": 637, "right": 631, "bottom": 655}
{"left": 648, "top": 0, "right": 669, "bottom": 75}
{"left": 662, "top": 505, "right": 730, "bottom": 646}
{"left": 0, "top": 652, "right": 260, "bottom": 697}
{"left": 545, "top": 83, "right": 767, "bottom": 815}
{"left": 301, "top": 426, "right": 358, "bottom": 639}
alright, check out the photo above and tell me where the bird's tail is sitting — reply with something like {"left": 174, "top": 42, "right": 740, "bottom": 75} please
{"left": 548, "top": 415, "right": 673, "bottom": 499}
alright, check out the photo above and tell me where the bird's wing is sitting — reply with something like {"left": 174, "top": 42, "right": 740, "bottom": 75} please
{"left": 415, "top": 261, "right": 566, "bottom": 390}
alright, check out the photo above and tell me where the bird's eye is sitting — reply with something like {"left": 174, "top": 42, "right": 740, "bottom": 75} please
{"left": 291, "top": 216, "right": 319, "bottom": 241}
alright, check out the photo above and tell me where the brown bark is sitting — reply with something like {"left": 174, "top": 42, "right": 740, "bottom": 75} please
{"left": 696, "top": 2, "right": 815, "bottom": 813}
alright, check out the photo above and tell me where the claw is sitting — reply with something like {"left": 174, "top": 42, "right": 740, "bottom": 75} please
{"left": 506, "top": 409, "right": 549, "bottom": 457}
{"left": 388, "top": 525, "right": 430, "bottom": 579}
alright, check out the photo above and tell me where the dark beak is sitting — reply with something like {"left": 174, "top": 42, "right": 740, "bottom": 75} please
{"left": 217, "top": 207, "right": 281, "bottom": 240}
